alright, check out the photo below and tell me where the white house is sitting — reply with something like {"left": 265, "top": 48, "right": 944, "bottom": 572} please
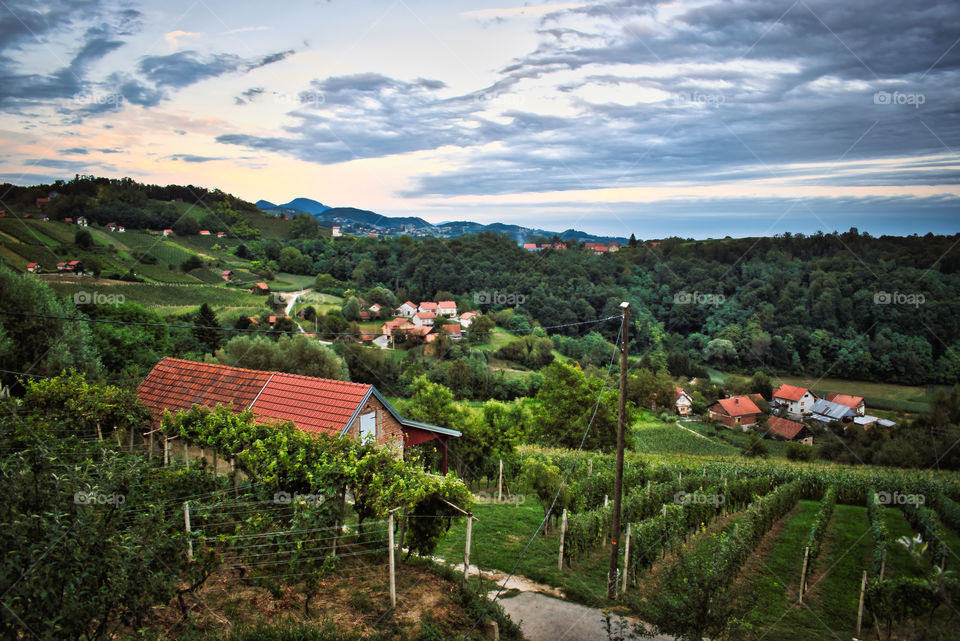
{"left": 675, "top": 387, "right": 693, "bottom": 416}
{"left": 418, "top": 301, "right": 439, "bottom": 314}
{"left": 396, "top": 301, "right": 418, "bottom": 318}
{"left": 437, "top": 301, "right": 458, "bottom": 317}
{"left": 459, "top": 311, "right": 478, "bottom": 328}
{"left": 332, "top": 225, "right": 342, "bottom": 237}
{"left": 413, "top": 311, "right": 436, "bottom": 328}
{"left": 772, "top": 384, "right": 817, "bottom": 416}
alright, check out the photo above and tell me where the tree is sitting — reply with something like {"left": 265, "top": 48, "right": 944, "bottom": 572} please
{"left": 84, "top": 256, "right": 103, "bottom": 277}
{"left": 341, "top": 296, "right": 362, "bottom": 322}
{"left": 704, "top": 338, "right": 737, "bottom": 366}
{"left": 533, "top": 362, "right": 618, "bottom": 450}
{"left": 75, "top": 228, "right": 93, "bottom": 248}
{"left": 468, "top": 313, "right": 495, "bottom": 343}
{"left": 192, "top": 303, "right": 222, "bottom": 354}
{"left": 181, "top": 255, "right": 203, "bottom": 271}
{"left": 289, "top": 213, "right": 319, "bottom": 239}
{"left": 0, "top": 265, "right": 101, "bottom": 387}
{"left": 173, "top": 216, "right": 200, "bottom": 236}
{"left": 216, "top": 334, "right": 349, "bottom": 379}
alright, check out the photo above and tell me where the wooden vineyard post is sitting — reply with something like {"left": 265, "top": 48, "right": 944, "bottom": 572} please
{"left": 498, "top": 459, "right": 503, "bottom": 502}
{"left": 232, "top": 457, "right": 239, "bottom": 497}
{"left": 463, "top": 514, "right": 473, "bottom": 588}
{"left": 148, "top": 431, "right": 154, "bottom": 462}
{"left": 602, "top": 495, "right": 608, "bottom": 545}
{"left": 799, "top": 546, "right": 810, "bottom": 603}
{"left": 184, "top": 442, "right": 189, "bottom": 469}
{"left": 212, "top": 449, "right": 217, "bottom": 475}
{"left": 558, "top": 508, "right": 568, "bottom": 571}
{"left": 588, "top": 459, "right": 593, "bottom": 475}
{"left": 621, "top": 523, "right": 631, "bottom": 596}
{"left": 388, "top": 511, "right": 397, "bottom": 608}
{"left": 184, "top": 502, "right": 193, "bottom": 560}
{"left": 856, "top": 570, "right": 867, "bottom": 638}
{"left": 163, "top": 437, "right": 169, "bottom": 465}
{"left": 129, "top": 426, "right": 134, "bottom": 452}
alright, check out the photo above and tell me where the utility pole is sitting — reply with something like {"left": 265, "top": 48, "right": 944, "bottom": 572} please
{"left": 607, "top": 301, "right": 630, "bottom": 598}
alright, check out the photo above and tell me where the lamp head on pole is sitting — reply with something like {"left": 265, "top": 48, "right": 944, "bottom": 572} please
{"left": 620, "top": 301, "right": 630, "bottom": 310}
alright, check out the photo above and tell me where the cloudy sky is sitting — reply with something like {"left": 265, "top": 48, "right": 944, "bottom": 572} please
{"left": 1, "top": 0, "right": 958, "bottom": 238}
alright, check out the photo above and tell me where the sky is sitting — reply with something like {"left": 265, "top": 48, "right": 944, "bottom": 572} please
{"left": 0, "top": 0, "right": 958, "bottom": 239}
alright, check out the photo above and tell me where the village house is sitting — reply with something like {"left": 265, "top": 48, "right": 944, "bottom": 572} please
{"left": 252, "top": 282, "right": 270, "bottom": 295}
{"left": 437, "top": 301, "right": 457, "bottom": 317}
{"left": 675, "top": 387, "right": 694, "bottom": 416}
{"left": 826, "top": 393, "right": 866, "bottom": 416}
{"left": 808, "top": 398, "right": 856, "bottom": 426}
{"left": 162, "top": 229, "right": 173, "bottom": 236}
{"left": 117, "top": 226, "right": 125, "bottom": 232}
{"left": 137, "top": 358, "right": 460, "bottom": 472}
{"left": 523, "top": 243, "right": 540, "bottom": 251}
{"left": 77, "top": 216, "right": 88, "bottom": 227}
{"left": 221, "top": 270, "right": 234, "bottom": 281}
{"left": 396, "top": 301, "right": 418, "bottom": 318}
{"left": 852, "top": 415, "right": 896, "bottom": 431}
{"left": 198, "top": 230, "right": 211, "bottom": 236}
{"left": 382, "top": 317, "right": 414, "bottom": 337}
{"left": 107, "top": 222, "right": 117, "bottom": 231}
{"left": 438, "top": 324, "right": 462, "bottom": 340}
{"left": 765, "top": 416, "right": 814, "bottom": 445}
{"left": 368, "top": 303, "right": 382, "bottom": 318}
{"left": 26, "top": 262, "right": 40, "bottom": 273}
{"left": 708, "top": 395, "right": 762, "bottom": 429}
{"left": 331, "top": 226, "right": 342, "bottom": 237}
{"left": 772, "top": 384, "right": 818, "bottom": 416}
{"left": 459, "top": 311, "right": 479, "bottom": 328}
{"left": 418, "top": 301, "right": 439, "bottom": 314}
{"left": 413, "top": 311, "right": 436, "bottom": 328}
{"left": 217, "top": 231, "right": 227, "bottom": 238}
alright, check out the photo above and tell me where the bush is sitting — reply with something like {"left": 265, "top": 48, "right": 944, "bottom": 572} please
{"left": 786, "top": 442, "right": 813, "bottom": 461}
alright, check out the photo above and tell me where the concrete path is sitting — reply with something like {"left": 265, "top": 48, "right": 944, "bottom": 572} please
{"left": 496, "top": 591, "right": 676, "bottom": 641}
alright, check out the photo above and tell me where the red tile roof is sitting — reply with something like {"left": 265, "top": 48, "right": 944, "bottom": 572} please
{"left": 254, "top": 282, "right": 269, "bottom": 290}
{"left": 137, "top": 357, "right": 373, "bottom": 436}
{"left": 713, "top": 396, "right": 761, "bottom": 417}
{"left": 419, "top": 302, "right": 438, "bottom": 310}
{"left": 438, "top": 301, "right": 456, "bottom": 308}
{"left": 416, "top": 311, "right": 436, "bottom": 319}
{"left": 766, "top": 416, "right": 807, "bottom": 440}
{"left": 826, "top": 393, "right": 864, "bottom": 409}
{"left": 773, "top": 384, "right": 809, "bottom": 402}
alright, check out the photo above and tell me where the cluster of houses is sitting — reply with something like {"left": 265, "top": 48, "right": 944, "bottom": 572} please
{"left": 380, "top": 301, "right": 478, "bottom": 345}
{"left": 679, "top": 381, "right": 895, "bottom": 447}
{"left": 520, "top": 241, "right": 620, "bottom": 255}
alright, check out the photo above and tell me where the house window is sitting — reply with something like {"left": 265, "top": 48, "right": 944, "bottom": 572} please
{"left": 360, "top": 411, "right": 377, "bottom": 441}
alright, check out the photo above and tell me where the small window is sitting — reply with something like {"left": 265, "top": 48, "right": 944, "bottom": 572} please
{"left": 359, "top": 411, "right": 377, "bottom": 441}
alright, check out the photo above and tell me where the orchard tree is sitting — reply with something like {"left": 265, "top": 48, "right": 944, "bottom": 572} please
{"left": 192, "top": 303, "right": 222, "bottom": 354}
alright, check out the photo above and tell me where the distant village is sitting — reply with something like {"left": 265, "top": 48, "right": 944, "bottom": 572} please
{"left": 674, "top": 382, "right": 897, "bottom": 446}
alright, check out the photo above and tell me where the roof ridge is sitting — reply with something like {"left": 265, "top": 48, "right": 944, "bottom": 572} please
{"left": 157, "top": 356, "right": 370, "bottom": 388}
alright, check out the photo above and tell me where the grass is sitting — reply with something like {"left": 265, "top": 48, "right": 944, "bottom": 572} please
{"left": 735, "top": 503, "right": 872, "bottom": 641}
{"left": 631, "top": 417, "right": 739, "bottom": 457}
{"left": 727, "top": 499, "right": 820, "bottom": 639}
{"left": 44, "top": 280, "right": 264, "bottom": 311}
{"left": 431, "top": 501, "right": 613, "bottom": 606}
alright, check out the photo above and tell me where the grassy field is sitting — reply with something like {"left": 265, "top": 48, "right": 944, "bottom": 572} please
{"left": 43, "top": 279, "right": 263, "bottom": 312}
{"left": 631, "top": 417, "right": 739, "bottom": 456}
{"left": 432, "top": 501, "right": 613, "bottom": 605}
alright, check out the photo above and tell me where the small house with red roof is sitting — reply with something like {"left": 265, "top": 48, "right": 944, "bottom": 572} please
{"left": 217, "top": 231, "right": 227, "bottom": 238}
{"left": 198, "top": 230, "right": 211, "bottom": 236}
{"left": 137, "top": 358, "right": 460, "bottom": 472}
{"left": 162, "top": 229, "right": 173, "bottom": 236}
{"left": 418, "top": 301, "right": 439, "bottom": 314}
{"left": 396, "top": 301, "right": 418, "bottom": 318}
{"left": 437, "top": 301, "right": 457, "bottom": 317}
{"left": 252, "top": 282, "right": 270, "bottom": 295}
{"left": 523, "top": 243, "right": 540, "bottom": 251}
{"left": 459, "top": 311, "right": 479, "bottom": 328}
{"left": 221, "top": 270, "right": 234, "bottom": 281}
{"left": 382, "top": 317, "right": 414, "bottom": 337}
{"left": 413, "top": 311, "right": 436, "bottom": 328}
{"left": 826, "top": 392, "right": 865, "bottom": 416}
{"left": 26, "top": 262, "right": 40, "bottom": 273}
{"left": 772, "top": 384, "right": 817, "bottom": 416}
{"left": 766, "top": 416, "right": 814, "bottom": 445}
{"left": 708, "top": 395, "right": 761, "bottom": 429}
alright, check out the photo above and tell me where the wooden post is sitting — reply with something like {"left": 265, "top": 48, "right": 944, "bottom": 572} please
{"left": 602, "top": 495, "right": 609, "bottom": 545}
{"left": 799, "top": 546, "right": 810, "bottom": 603}
{"left": 606, "top": 301, "right": 629, "bottom": 600}
{"left": 128, "top": 426, "right": 134, "bottom": 452}
{"left": 184, "top": 502, "right": 193, "bottom": 560}
{"left": 588, "top": 459, "right": 593, "bottom": 475}
{"left": 558, "top": 508, "right": 567, "bottom": 571}
{"left": 621, "top": 523, "right": 631, "bottom": 595}
{"left": 232, "top": 457, "right": 239, "bottom": 497}
{"left": 497, "top": 459, "right": 503, "bottom": 502}
{"left": 856, "top": 570, "right": 867, "bottom": 638}
{"left": 163, "top": 438, "right": 169, "bottom": 465}
{"left": 463, "top": 514, "right": 473, "bottom": 588}
{"left": 184, "top": 442, "right": 189, "bottom": 469}
{"left": 148, "top": 431, "right": 154, "bottom": 462}
{"left": 212, "top": 449, "right": 217, "bottom": 475}
{"left": 388, "top": 511, "right": 397, "bottom": 608}
{"left": 97, "top": 422, "right": 103, "bottom": 441}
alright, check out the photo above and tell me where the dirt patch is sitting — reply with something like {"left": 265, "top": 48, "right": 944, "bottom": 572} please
{"left": 138, "top": 557, "right": 481, "bottom": 640}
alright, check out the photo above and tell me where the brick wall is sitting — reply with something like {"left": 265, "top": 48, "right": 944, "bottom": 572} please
{"left": 346, "top": 396, "right": 404, "bottom": 451}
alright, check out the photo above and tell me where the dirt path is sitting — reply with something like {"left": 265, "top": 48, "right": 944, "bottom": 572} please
{"left": 675, "top": 421, "right": 712, "bottom": 440}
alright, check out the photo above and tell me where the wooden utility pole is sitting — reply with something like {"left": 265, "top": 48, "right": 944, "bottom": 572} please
{"left": 607, "top": 301, "right": 630, "bottom": 599}
{"left": 388, "top": 511, "right": 397, "bottom": 608}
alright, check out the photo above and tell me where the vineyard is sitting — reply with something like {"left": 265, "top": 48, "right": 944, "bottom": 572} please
{"left": 434, "top": 450, "right": 960, "bottom": 641}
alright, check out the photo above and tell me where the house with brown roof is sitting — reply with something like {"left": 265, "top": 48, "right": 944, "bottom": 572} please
{"left": 772, "top": 384, "right": 817, "bottom": 416}
{"left": 418, "top": 301, "right": 439, "bottom": 314}
{"left": 708, "top": 395, "right": 762, "bottom": 429}
{"left": 252, "top": 282, "right": 270, "bottom": 294}
{"left": 413, "top": 311, "right": 436, "bottom": 328}
{"left": 675, "top": 387, "right": 693, "bottom": 416}
{"left": 137, "top": 358, "right": 460, "bottom": 472}
{"left": 766, "top": 416, "right": 814, "bottom": 445}
{"left": 826, "top": 393, "right": 865, "bottom": 416}
{"left": 459, "top": 311, "right": 479, "bottom": 328}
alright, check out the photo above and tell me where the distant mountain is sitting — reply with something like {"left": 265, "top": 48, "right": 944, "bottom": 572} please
{"left": 260, "top": 196, "right": 627, "bottom": 243}
{"left": 280, "top": 198, "right": 329, "bottom": 215}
